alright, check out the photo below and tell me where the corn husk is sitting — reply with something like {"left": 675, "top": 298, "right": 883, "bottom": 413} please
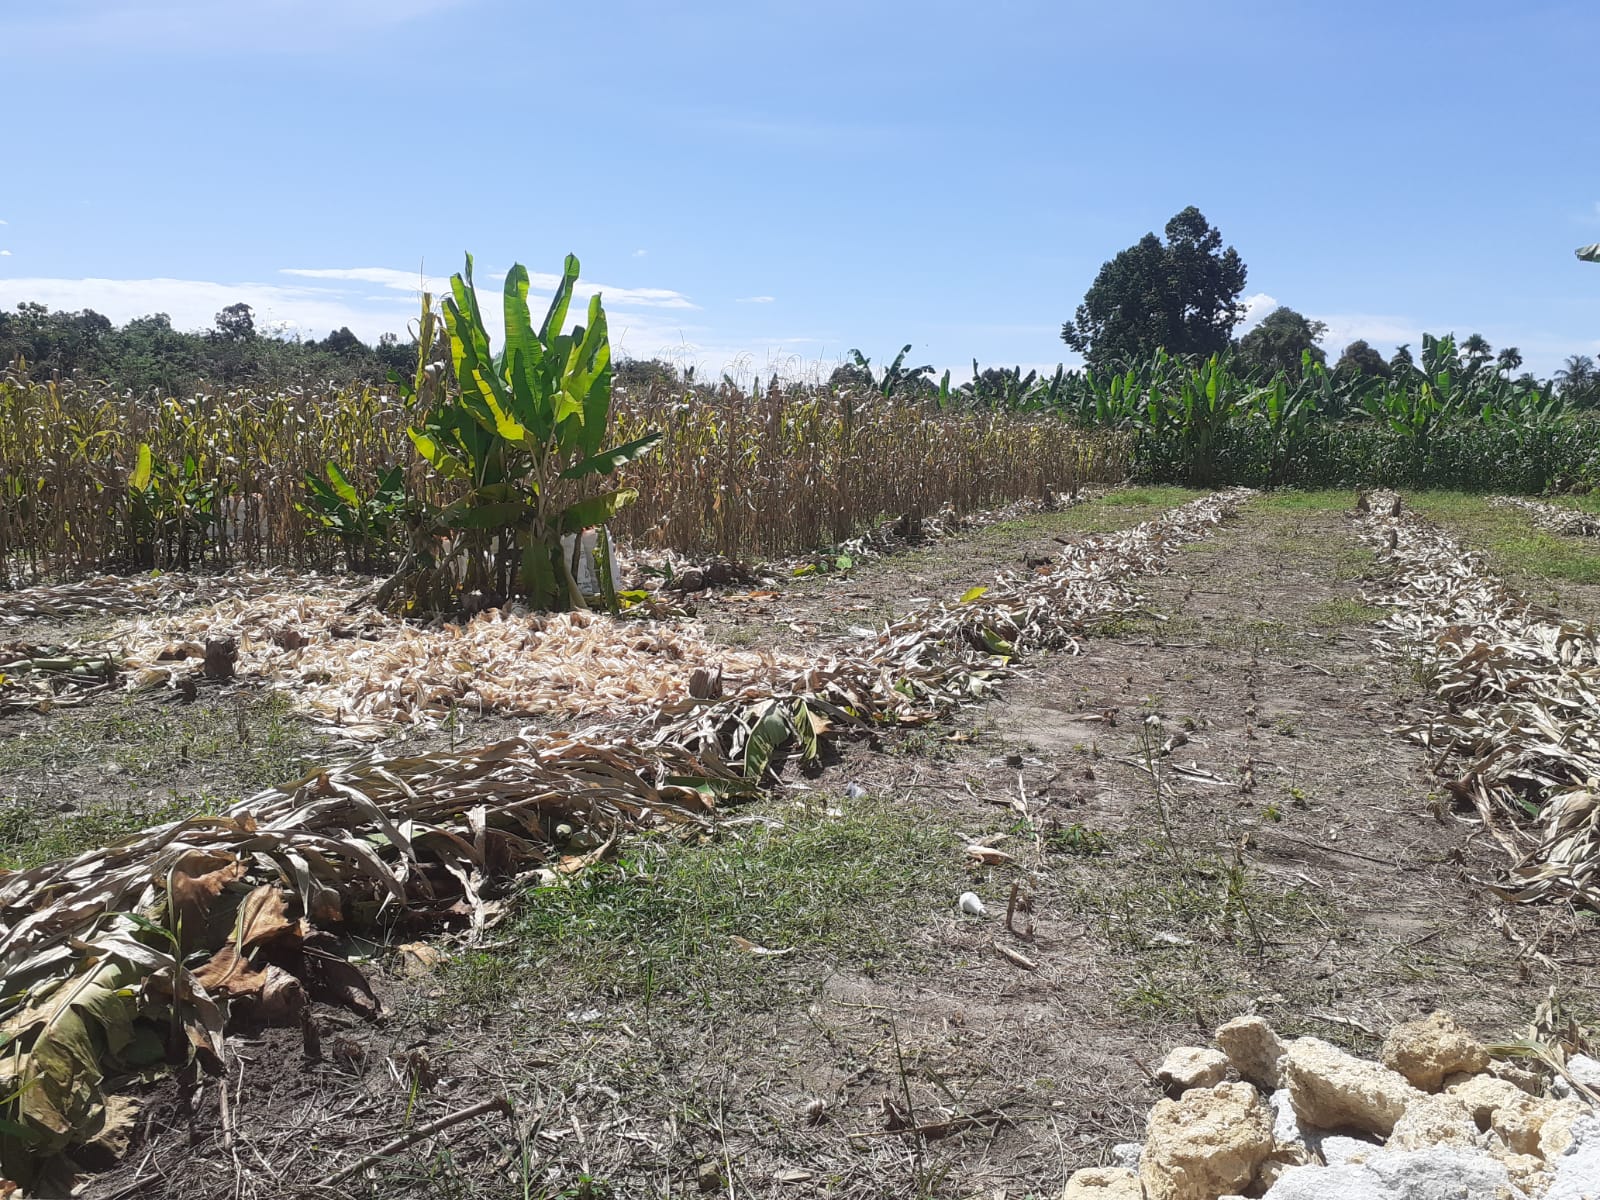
{"left": 1357, "top": 491, "right": 1600, "bottom": 906}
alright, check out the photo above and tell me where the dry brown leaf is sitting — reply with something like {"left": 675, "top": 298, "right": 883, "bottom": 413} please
{"left": 192, "top": 946, "right": 269, "bottom": 998}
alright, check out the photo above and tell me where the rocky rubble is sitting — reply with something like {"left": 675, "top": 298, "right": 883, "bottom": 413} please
{"left": 1065, "top": 1013, "right": 1600, "bottom": 1200}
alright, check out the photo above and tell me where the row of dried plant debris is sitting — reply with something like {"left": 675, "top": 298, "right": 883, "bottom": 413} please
{"left": 1490, "top": 495, "right": 1600, "bottom": 539}
{"left": 1355, "top": 490, "right": 1600, "bottom": 909}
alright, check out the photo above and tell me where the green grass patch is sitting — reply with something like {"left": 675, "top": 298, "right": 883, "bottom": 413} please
{"left": 1409, "top": 492, "right": 1600, "bottom": 587}
{"left": 1252, "top": 489, "right": 1357, "bottom": 513}
{"left": 0, "top": 795, "right": 198, "bottom": 870}
{"left": 984, "top": 486, "right": 1206, "bottom": 540}
{"left": 1306, "top": 597, "right": 1384, "bottom": 628}
{"left": 0, "top": 691, "right": 323, "bottom": 786}
{"left": 0, "top": 690, "right": 333, "bottom": 869}
{"left": 427, "top": 800, "right": 956, "bottom": 1018}
{"left": 1068, "top": 851, "right": 1333, "bottom": 1024}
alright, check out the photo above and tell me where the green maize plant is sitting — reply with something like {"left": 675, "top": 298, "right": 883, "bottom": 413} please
{"left": 376, "top": 253, "right": 663, "bottom": 614}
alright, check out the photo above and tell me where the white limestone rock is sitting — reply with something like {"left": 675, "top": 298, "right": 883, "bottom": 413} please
{"left": 1216, "top": 1015, "right": 1287, "bottom": 1090}
{"left": 1282, "top": 1037, "right": 1425, "bottom": 1137}
{"left": 1388, "top": 1093, "right": 1481, "bottom": 1152}
{"left": 1156, "top": 1046, "right": 1230, "bottom": 1095}
{"left": 1263, "top": 1147, "right": 1522, "bottom": 1199}
{"left": 1061, "top": 1166, "right": 1143, "bottom": 1198}
{"left": 1140, "top": 1081, "right": 1275, "bottom": 1200}
{"left": 1546, "top": 1114, "right": 1600, "bottom": 1200}
{"left": 1382, "top": 1013, "right": 1491, "bottom": 1092}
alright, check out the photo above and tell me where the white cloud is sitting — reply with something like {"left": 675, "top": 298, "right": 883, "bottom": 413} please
{"left": 736, "top": 296, "right": 776, "bottom": 304}
{"left": 0, "top": 219, "right": 8, "bottom": 226}
{"left": 0, "top": 276, "right": 416, "bottom": 343}
{"left": 633, "top": 249, "right": 648, "bottom": 258}
{"left": 1236, "top": 292, "right": 1279, "bottom": 331}
{"left": 280, "top": 265, "right": 698, "bottom": 311}
{"left": 279, "top": 266, "right": 443, "bottom": 293}
{"left": 0, "top": 270, "right": 827, "bottom": 381}
{"left": 1308, "top": 312, "right": 1422, "bottom": 353}
{"left": 0, "top": 251, "right": 10, "bottom": 258}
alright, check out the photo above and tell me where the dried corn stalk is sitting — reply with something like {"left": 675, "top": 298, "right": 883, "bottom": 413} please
{"left": 0, "top": 732, "right": 734, "bottom": 1182}
{"left": 657, "top": 488, "right": 1254, "bottom": 773}
{"left": 1490, "top": 495, "right": 1600, "bottom": 539}
{"left": 1354, "top": 491, "right": 1600, "bottom": 907}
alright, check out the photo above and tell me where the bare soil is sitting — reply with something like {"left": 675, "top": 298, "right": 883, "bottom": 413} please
{"left": 9, "top": 491, "right": 1597, "bottom": 1200}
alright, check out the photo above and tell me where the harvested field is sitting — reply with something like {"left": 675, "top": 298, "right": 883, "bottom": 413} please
{"left": 3, "top": 489, "right": 1600, "bottom": 1199}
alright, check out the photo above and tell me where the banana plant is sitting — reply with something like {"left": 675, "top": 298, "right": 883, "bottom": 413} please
{"left": 296, "top": 461, "right": 405, "bottom": 572}
{"left": 381, "top": 254, "right": 662, "bottom": 613}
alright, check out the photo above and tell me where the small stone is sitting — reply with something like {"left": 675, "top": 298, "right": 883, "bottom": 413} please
{"left": 1215, "top": 1014, "right": 1287, "bottom": 1090}
{"left": 1381, "top": 1011, "right": 1490, "bottom": 1092}
{"left": 1157, "top": 1046, "right": 1231, "bottom": 1095}
{"left": 1282, "top": 1037, "right": 1424, "bottom": 1137}
{"left": 1487, "top": 1091, "right": 1588, "bottom": 1158}
{"left": 1488, "top": 1060, "right": 1544, "bottom": 1095}
{"left": 1061, "top": 1167, "right": 1142, "bottom": 1198}
{"left": 396, "top": 941, "right": 443, "bottom": 976}
{"left": 1320, "top": 1136, "right": 1380, "bottom": 1167}
{"left": 1389, "top": 1092, "right": 1481, "bottom": 1153}
{"left": 696, "top": 1162, "right": 723, "bottom": 1193}
{"left": 1110, "top": 1143, "right": 1142, "bottom": 1172}
{"left": 1446, "top": 1074, "right": 1526, "bottom": 1126}
{"left": 1140, "top": 1081, "right": 1275, "bottom": 1200}
{"left": 1498, "top": 1151, "right": 1551, "bottom": 1197}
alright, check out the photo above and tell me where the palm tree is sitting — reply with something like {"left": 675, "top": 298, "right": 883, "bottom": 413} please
{"left": 1556, "top": 355, "right": 1599, "bottom": 407}
{"left": 1496, "top": 346, "right": 1523, "bottom": 377}
{"left": 1557, "top": 355, "right": 1596, "bottom": 388}
{"left": 1461, "top": 333, "right": 1493, "bottom": 373}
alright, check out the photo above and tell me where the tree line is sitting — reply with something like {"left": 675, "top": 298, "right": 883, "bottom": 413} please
{"left": 1060, "top": 206, "right": 1600, "bottom": 407}
{"left": 0, "top": 301, "right": 415, "bottom": 394}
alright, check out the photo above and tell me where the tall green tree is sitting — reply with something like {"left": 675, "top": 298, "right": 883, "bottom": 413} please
{"left": 1235, "top": 307, "right": 1326, "bottom": 378}
{"left": 1061, "top": 206, "right": 1248, "bottom": 371}
{"left": 212, "top": 303, "right": 256, "bottom": 342}
{"left": 1333, "top": 339, "right": 1391, "bottom": 382}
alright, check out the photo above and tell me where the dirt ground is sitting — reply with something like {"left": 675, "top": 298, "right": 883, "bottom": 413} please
{"left": 7, "top": 489, "right": 1600, "bottom": 1200}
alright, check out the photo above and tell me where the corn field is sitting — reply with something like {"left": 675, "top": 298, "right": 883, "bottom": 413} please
{"left": 0, "top": 371, "right": 1128, "bottom": 585}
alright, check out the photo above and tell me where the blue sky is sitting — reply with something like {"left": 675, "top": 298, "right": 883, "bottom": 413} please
{"left": 1, "top": 0, "right": 1597, "bottom": 380}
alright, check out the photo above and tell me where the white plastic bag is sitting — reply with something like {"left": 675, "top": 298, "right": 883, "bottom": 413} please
{"left": 559, "top": 527, "right": 623, "bottom": 596}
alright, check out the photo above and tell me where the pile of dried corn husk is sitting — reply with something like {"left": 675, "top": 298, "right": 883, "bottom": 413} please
{"left": 0, "top": 570, "right": 356, "bottom": 625}
{"left": 112, "top": 599, "right": 815, "bottom": 742}
{"left": 1355, "top": 490, "right": 1600, "bottom": 906}
{"left": 1491, "top": 495, "right": 1600, "bottom": 538}
{"left": 96, "top": 490, "right": 1248, "bottom": 755}
{"left": 0, "top": 732, "right": 732, "bottom": 1186}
